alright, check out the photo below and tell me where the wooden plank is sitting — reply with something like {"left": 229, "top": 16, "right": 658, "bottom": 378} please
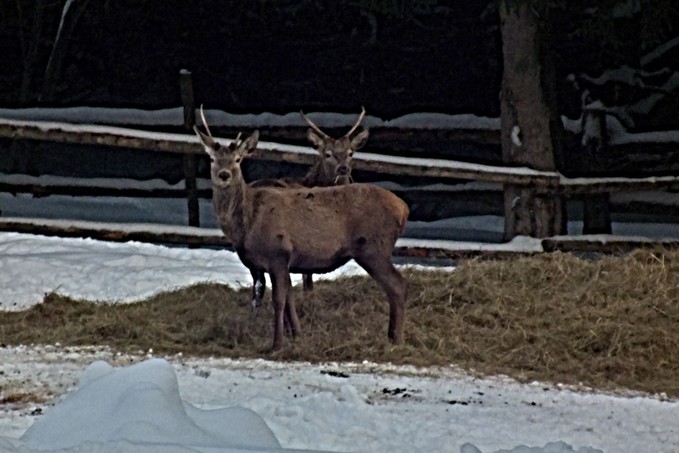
{"left": 1, "top": 118, "right": 679, "bottom": 192}
{"left": 0, "top": 219, "right": 231, "bottom": 247}
{"left": 560, "top": 176, "right": 679, "bottom": 194}
{"left": 0, "top": 119, "right": 203, "bottom": 155}
{"left": 1, "top": 218, "right": 676, "bottom": 259}
{"left": 0, "top": 182, "right": 211, "bottom": 198}
{"left": 541, "top": 237, "right": 679, "bottom": 253}
{"left": 0, "top": 118, "right": 556, "bottom": 186}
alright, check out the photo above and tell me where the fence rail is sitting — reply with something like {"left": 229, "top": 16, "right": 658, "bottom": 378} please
{"left": 1, "top": 116, "right": 678, "bottom": 252}
{"left": 2, "top": 118, "right": 678, "bottom": 193}
{"left": 0, "top": 217, "right": 676, "bottom": 258}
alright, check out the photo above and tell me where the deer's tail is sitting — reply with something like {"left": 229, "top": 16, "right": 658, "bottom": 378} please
{"left": 398, "top": 202, "right": 409, "bottom": 235}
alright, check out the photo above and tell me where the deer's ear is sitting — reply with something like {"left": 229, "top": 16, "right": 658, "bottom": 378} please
{"left": 306, "top": 128, "right": 326, "bottom": 150}
{"left": 194, "top": 126, "right": 218, "bottom": 156}
{"left": 241, "top": 130, "right": 259, "bottom": 155}
{"left": 351, "top": 129, "right": 369, "bottom": 150}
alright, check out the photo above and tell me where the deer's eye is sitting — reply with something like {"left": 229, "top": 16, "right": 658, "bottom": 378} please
{"left": 325, "top": 150, "right": 333, "bottom": 158}
{"left": 234, "top": 156, "right": 241, "bottom": 164}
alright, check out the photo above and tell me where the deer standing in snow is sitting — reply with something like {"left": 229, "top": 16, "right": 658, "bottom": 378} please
{"left": 248, "top": 108, "right": 369, "bottom": 308}
{"left": 194, "top": 120, "right": 408, "bottom": 350}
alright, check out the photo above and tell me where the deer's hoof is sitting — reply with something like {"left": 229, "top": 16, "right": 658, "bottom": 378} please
{"left": 388, "top": 332, "right": 404, "bottom": 345}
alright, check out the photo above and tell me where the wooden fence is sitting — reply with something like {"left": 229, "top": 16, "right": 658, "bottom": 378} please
{"left": 1, "top": 59, "right": 679, "bottom": 258}
{"left": 1, "top": 115, "right": 678, "bottom": 255}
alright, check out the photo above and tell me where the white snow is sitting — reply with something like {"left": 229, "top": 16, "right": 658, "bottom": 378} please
{"left": 12, "top": 358, "right": 281, "bottom": 452}
{"left": 1, "top": 231, "right": 679, "bottom": 452}
{"left": 0, "top": 108, "right": 499, "bottom": 130}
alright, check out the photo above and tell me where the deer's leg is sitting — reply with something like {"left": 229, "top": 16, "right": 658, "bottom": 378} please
{"left": 250, "top": 268, "right": 266, "bottom": 310}
{"left": 269, "top": 268, "right": 291, "bottom": 351}
{"left": 356, "top": 257, "right": 407, "bottom": 344}
{"left": 284, "top": 281, "right": 301, "bottom": 337}
{"left": 302, "top": 273, "right": 314, "bottom": 293}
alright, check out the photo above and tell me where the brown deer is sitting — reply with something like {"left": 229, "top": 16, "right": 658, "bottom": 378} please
{"left": 194, "top": 122, "right": 409, "bottom": 351}
{"left": 248, "top": 108, "right": 369, "bottom": 308}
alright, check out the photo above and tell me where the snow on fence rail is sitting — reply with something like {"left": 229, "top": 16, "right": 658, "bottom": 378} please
{"left": 2, "top": 118, "right": 679, "bottom": 193}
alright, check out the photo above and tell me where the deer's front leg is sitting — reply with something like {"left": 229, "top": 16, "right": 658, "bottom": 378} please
{"left": 250, "top": 268, "right": 266, "bottom": 310}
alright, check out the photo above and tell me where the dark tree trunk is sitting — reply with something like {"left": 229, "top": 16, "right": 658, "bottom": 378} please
{"left": 41, "top": 0, "right": 92, "bottom": 102}
{"left": 499, "top": 2, "right": 565, "bottom": 240}
{"left": 581, "top": 106, "right": 612, "bottom": 234}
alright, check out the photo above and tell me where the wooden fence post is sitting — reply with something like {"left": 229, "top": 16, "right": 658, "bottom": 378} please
{"left": 582, "top": 107, "right": 612, "bottom": 234}
{"left": 180, "top": 69, "right": 200, "bottom": 227}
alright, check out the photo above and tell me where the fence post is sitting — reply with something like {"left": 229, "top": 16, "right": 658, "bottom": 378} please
{"left": 180, "top": 69, "right": 200, "bottom": 228}
{"left": 581, "top": 107, "right": 612, "bottom": 234}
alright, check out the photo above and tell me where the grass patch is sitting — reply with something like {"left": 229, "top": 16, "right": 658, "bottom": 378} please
{"left": 2, "top": 248, "right": 679, "bottom": 396}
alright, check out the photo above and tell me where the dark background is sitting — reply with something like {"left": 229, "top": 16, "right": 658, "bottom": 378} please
{"left": 4, "top": 1, "right": 674, "bottom": 120}
{"left": 0, "top": 1, "right": 677, "bottom": 183}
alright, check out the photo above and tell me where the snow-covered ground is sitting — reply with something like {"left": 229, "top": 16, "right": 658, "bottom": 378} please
{"left": 1, "top": 232, "right": 678, "bottom": 453}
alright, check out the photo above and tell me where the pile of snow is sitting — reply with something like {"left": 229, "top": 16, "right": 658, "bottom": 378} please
{"left": 4, "top": 359, "right": 281, "bottom": 453}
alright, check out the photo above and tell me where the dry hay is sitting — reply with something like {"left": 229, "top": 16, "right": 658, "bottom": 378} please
{"left": 1, "top": 248, "right": 678, "bottom": 396}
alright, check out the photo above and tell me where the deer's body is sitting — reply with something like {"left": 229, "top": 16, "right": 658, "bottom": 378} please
{"left": 215, "top": 183, "right": 407, "bottom": 274}
{"left": 195, "top": 126, "right": 408, "bottom": 350}
{"left": 247, "top": 109, "right": 369, "bottom": 308}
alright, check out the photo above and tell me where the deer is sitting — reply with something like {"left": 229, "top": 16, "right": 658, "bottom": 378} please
{"left": 194, "top": 119, "right": 409, "bottom": 351}
{"left": 248, "top": 108, "right": 370, "bottom": 309}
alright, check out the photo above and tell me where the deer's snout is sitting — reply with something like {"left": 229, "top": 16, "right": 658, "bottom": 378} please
{"left": 217, "top": 169, "right": 232, "bottom": 182}
{"left": 336, "top": 164, "right": 350, "bottom": 176}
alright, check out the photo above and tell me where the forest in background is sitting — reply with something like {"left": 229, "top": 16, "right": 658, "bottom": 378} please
{"left": 0, "top": 0, "right": 676, "bottom": 130}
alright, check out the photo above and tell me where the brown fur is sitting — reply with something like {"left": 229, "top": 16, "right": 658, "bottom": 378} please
{"left": 195, "top": 127, "right": 408, "bottom": 350}
{"left": 247, "top": 111, "right": 370, "bottom": 307}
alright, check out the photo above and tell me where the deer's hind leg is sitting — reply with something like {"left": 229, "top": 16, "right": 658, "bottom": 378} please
{"left": 269, "top": 266, "right": 301, "bottom": 350}
{"left": 284, "top": 281, "right": 301, "bottom": 337}
{"left": 302, "top": 273, "right": 314, "bottom": 293}
{"left": 355, "top": 256, "right": 407, "bottom": 344}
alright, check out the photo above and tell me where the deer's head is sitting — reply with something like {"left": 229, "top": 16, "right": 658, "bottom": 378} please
{"left": 194, "top": 107, "right": 259, "bottom": 189}
{"left": 300, "top": 107, "right": 369, "bottom": 185}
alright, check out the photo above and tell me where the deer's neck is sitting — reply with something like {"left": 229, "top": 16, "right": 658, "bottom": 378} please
{"left": 302, "top": 161, "right": 331, "bottom": 187}
{"left": 212, "top": 179, "right": 249, "bottom": 246}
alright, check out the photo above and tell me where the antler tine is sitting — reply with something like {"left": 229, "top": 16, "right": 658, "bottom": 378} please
{"left": 199, "top": 104, "right": 214, "bottom": 138}
{"left": 300, "top": 110, "right": 330, "bottom": 139}
{"left": 200, "top": 104, "right": 243, "bottom": 146}
{"left": 344, "top": 106, "right": 366, "bottom": 138}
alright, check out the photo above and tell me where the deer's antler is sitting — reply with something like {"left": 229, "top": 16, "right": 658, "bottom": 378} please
{"left": 199, "top": 104, "right": 214, "bottom": 138}
{"left": 300, "top": 107, "right": 366, "bottom": 139}
{"left": 343, "top": 106, "right": 366, "bottom": 138}
{"left": 300, "top": 110, "right": 330, "bottom": 139}
{"left": 200, "top": 104, "right": 244, "bottom": 147}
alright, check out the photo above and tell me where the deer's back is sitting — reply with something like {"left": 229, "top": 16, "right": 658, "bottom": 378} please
{"left": 242, "top": 184, "right": 408, "bottom": 269}
{"left": 249, "top": 177, "right": 305, "bottom": 189}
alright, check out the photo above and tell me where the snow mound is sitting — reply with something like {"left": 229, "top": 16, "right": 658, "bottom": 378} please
{"left": 13, "top": 358, "right": 284, "bottom": 452}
